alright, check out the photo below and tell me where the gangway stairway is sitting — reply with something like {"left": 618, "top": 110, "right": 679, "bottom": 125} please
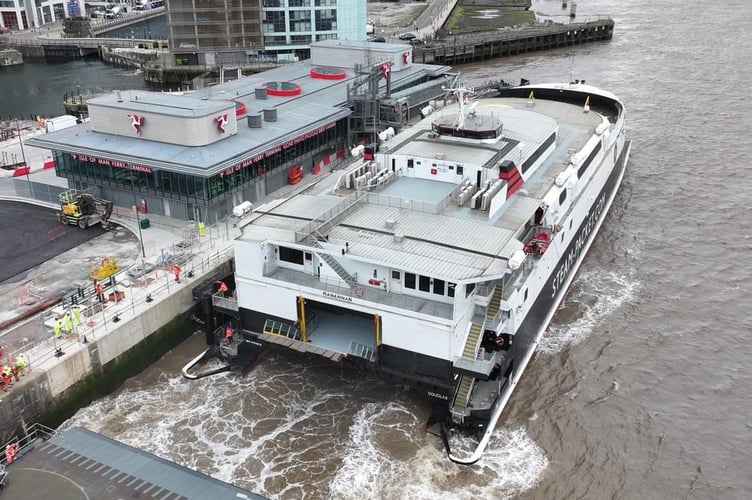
{"left": 453, "top": 321, "right": 483, "bottom": 412}
{"left": 451, "top": 284, "right": 506, "bottom": 422}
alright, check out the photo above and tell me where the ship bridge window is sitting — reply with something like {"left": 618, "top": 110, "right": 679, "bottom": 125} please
{"left": 465, "top": 283, "right": 475, "bottom": 298}
{"left": 433, "top": 278, "right": 445, "bottom": 295}
{"left": 405, "top": 272, "right": 416, "bottom": 289}
{"left": 559, "top": 189, "right": 567, "bottom": 205}
{"left": 448, "top": 282, "right": 456, "bottom": 298}
{"left": 457, "top": 166, "right": 464, "bottom": 175}
{"left": 419, "top": 275, "right": 431, "bottom": 292}
{"left": 279, "top": 246, "right": 304, "bottom": 265}
{"left": 407, "top": 159, "right": 414, "bottom": 168}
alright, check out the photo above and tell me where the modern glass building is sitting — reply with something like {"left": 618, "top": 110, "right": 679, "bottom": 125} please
{"left": 166, "top": 0, "right": 366, "bottom": 62}
{"left": 1, "top": 0, "right": 82, "bottom": 29}
{"left": 27, "top": 41, "right": 449, "bottom": 225}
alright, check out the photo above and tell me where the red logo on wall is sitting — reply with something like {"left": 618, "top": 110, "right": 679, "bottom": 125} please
{"left": 127, "top": 114, "right": 145, "bottom": 135}
{"left": 402, "top": 51, "right": 411, "bottom": 65}
{"left": 380, "top": 62, "right": 392, "bottom": 80}
{"left": 215, "top": 114, "right": 229, "bottom": 133}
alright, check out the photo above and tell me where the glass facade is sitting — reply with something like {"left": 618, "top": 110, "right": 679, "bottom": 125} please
{"left": 167, "top": 0, "right": 365, "bottom": 52}
{"left": 53, "top": 119, "right": 348, "bottom": 209}
{"left": 167, "top": 0, "right": 263, "bottom": 50}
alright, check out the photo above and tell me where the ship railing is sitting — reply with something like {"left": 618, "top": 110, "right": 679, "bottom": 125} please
{"left": 211, "top": 293, "right": 238, "bottom": 311}
{"left": 262, "top": 319, "right": 301, "bottom": 341}
{"left": 348, "top": 341, "right": 375, "bottom": 362}
{"left": 294, "top": 190, "right": 368, "bottom": 243}
{"left": 262, "top": 265, "right": 453, "bottom": 319}
{"left": 0, "top": 422, "right": 57, "bottom": 467}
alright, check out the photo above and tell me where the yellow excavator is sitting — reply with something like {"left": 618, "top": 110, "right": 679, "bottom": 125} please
{"left": 59, "top": 190, "right": 114, "bottom": 229}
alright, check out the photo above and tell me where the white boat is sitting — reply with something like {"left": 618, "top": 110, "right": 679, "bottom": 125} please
{"left": 204, "top": 79, "right": 630, "bottom": 464}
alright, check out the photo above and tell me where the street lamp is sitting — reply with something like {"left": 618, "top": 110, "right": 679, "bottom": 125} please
{"left": 16, "top": 119, "right": 30, "bottom": 186}
{"left": 133, "top": 201, "right": 146, "bottom": 258}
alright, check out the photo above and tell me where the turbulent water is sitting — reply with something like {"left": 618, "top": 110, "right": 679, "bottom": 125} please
{"left": 54, "top": 0, "right": 752, "bottom": 498}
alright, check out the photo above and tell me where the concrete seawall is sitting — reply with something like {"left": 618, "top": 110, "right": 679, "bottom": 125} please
{"left": 0, "top": 250, "right": 233, "bottom": 439}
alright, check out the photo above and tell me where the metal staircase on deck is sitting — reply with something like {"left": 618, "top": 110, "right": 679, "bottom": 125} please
{"left": 454, "top": 321, "right": 483, "bottom": 409}
{"left": 452, "top": 284, "right": 506, "bottom": 417}
{"left": 487, "top": 285, "right": 504, "bottom": 323}
{"left": 306, "top": 236, "right": 356, "bottom": 285}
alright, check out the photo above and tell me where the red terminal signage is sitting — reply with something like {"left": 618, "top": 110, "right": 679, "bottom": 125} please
{"left": 69, "top": 121, "right": 337, "bottom": 179}
{"left": 219, "top": 122, "right": 336, "bottom": 178}
{"left": 71, "top": 154, "right": 153, "bottom": 173}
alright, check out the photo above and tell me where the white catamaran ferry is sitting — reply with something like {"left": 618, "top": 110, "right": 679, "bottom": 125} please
{"left": 194, "top": 80, "right": 630, "bottom": 464}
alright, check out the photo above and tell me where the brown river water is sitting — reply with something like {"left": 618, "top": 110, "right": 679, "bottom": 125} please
{"left": 61, "top": 1, "right": 752, "bottom": 498}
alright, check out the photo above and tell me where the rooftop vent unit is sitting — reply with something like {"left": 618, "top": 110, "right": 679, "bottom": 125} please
{"left": 263, "top": 108, "right": 277, "bottom": 122}
{"left": 255, "top": 87, "right": 268, "bottom": 100}
{"left": 247, "top": 114, "right": 262, "bottom": 128}
{"left": 393, "top": 233, "right": 404, "bottom": 243}
{"left": 384, "top": 219, "right": 397, "bottom": 229}
{"left": 435, "top": 153, "right": 446, "bottom": 160}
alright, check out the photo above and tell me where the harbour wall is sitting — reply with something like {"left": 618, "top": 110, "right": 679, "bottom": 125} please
{"left": 415, "top": 19, "right": 614, "bottom": 65}
{"left": 0, "top": 257, "right": 233, "bottom": 440}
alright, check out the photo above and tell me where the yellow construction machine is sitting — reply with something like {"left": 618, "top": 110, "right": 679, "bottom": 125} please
{"left": 90, "top": 258, "right": 121, "bottom": 281}
{"left": 59, "top": 190, "right": 114, "bottom": 229}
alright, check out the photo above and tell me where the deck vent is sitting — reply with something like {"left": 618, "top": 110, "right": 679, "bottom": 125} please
{"left": 247, "top": 114, "right": 262, "bottom": 128}
{"left": 263, "top": 108, "right": 277, "bottom": 122}
{"left": 255, "top": 87, "right": 268, "bottom": 99}
{"left": 435, "top": 153, "right": 446, "bottom": 160}
{"left": 393, "top": 233, "right": 404, "bottom": 243}
{"left": 385, "top": 219, "right": 397, "bottom": 229}
{"left": 116, "top": 91, "right": 122, "bottom": 102}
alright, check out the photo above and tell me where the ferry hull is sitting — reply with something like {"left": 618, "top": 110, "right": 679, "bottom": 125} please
{"left": 446, "top": 139, "right": 631, "bottom": 463}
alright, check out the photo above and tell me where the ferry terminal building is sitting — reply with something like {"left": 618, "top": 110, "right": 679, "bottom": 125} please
{"left": 28, "top": 41, "right": 451, "bottom": 224}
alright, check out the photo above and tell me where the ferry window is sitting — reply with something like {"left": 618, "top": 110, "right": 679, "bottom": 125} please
{"left": 433, "top": 278, "right": 445, "bottom": 295}
{"left": 392, "top": 270, "right": 400, "bottom": 280}
{"left": 559, "top": 189, "right": 567, "bottom": 205}
{"left": 448, "top": 165, "right": 454, "bottom": 170}
{"left": 447, "top": 283, "right": 456, "bottom": 298}
{"left": 407, "top": 159, "right": 414, "bottom": 168}
{"left": 457, "top": 166, "right": 463, "bottom": 175}
{"left": 465, "top": 283, "right": 475, "bottom": 298}
{"left": 569, "top": 219, "right": 573, "bottom": 229}
{"left": 419, "top": 275, "right": 431, "bottom": 292}
{"left": 524, "top": 288, "right": 528, "bottom": 301}
{"left": 279, "top": 246, "right": 304, "bottom": 265}
{"left": 405, "top": 273, "right": 416, "bottom": 289}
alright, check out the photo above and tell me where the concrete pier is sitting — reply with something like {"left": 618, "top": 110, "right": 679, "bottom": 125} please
{"left": 414, "top": 19, "right": 615, "bottom": 65}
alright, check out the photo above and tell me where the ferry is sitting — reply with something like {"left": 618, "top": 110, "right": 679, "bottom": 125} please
{"left": 187, "top": 78, "right": 630, "bottom": 464}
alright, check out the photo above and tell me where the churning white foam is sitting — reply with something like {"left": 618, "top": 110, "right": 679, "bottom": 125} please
{"left": 330, "top": 416, "right": 548, "bottom": 500}
{"left": 539, "top": 268, "right": 639, "bottom": 355}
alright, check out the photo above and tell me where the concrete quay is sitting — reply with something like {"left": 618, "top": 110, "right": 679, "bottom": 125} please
{"left": 0, "top": 201, "right": 235, "bottom": 440}
{"left": 0, "top": 123, "right": 343, "bottom": 441}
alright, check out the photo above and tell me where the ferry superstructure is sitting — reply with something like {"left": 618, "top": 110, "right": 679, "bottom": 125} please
{"left": 201, "top": 81, "right": 630, "bottom": 464}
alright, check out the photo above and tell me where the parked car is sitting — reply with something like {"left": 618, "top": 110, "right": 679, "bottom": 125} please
{"left": 368, "top": 36, "right": 386, "bottom": 43}
{"left": 409, "top": 38, "right": 424, "bottom": 46}
{"left": 104, "top": 6, "right": 121, "bottom": 19}
{"left": 398, "top": 32, "right": 417, "bottom": 41}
